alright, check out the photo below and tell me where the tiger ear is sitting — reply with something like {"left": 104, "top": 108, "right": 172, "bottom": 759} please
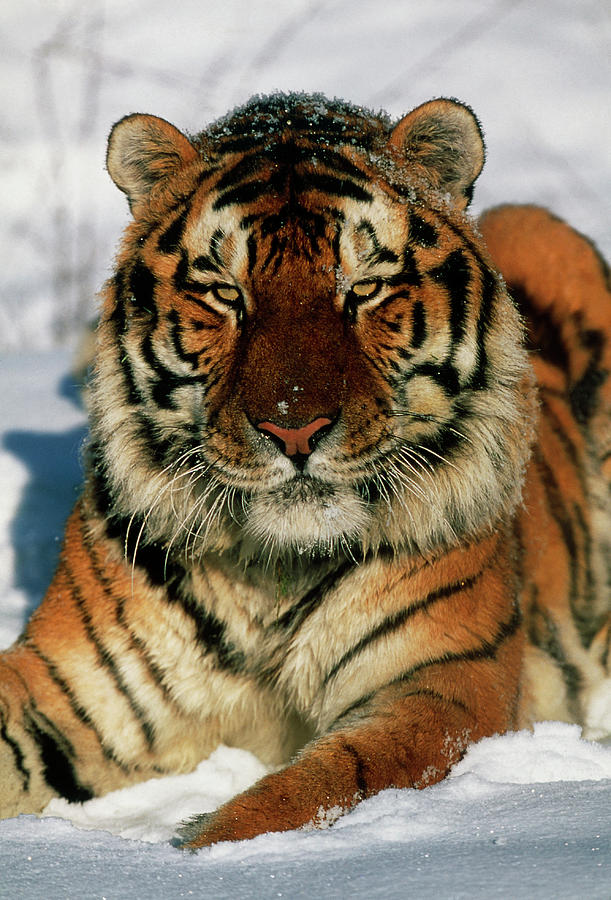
{"left": 106, "top": 114, "right": 199, "bottom": 214}
{"left": 388, "top": 99, "right": 485, "bottom": 208}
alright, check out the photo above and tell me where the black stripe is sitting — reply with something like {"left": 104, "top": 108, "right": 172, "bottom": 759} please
{"left": 246, "top": 234, "right": 257, "bottom": 274}
{"left": 602, "top": 627, "right": 610, "bottom": 670}
{"left": 91, "top": 461, "right": 186, "bottom": 586}
{"left": 429, "top": 249, "right": 470, "bottom": 349}
{"left": 260, "top": 210, "right": 288, "bottom": 238}
{"left": 390, "top": 248, "right": 422, "bottom": 287}
{"left": 408, "top": 361, "right": 461, "bottom": 396}
{"left": 337, "top": 602, "right": 521, "bottom": 724}
{"left": 510, "top": 282, "right": 568, "bottom": 370}
{"left": 144, "top": 345, "right": 209, "bottom": 410}
{"left": 0, "top": 713, "right": 30, "bottom": 791}
{"left": 422, "top": 211, "right": 498, "bottom": 393}
{"left": 121, "top": 349, "right": 148, "bottom": 407}
{"left": 62, "top": 554, "right": 157, "bottom": 750}
{"left": 172, "top": 249, "right": 190, "bottom": 291}
{"left": 83, "top": 536, "right": 178, "bottom": 704}
{"left": 516, "top": 274, "right": 607, "bottom": 425}
{"left": 570, "top": 327, "right": 606, "bottom": 425}
{"left": 331, "top": 686, "right": 470, "bottom": 732}
{"left": 106, "top": 301, "right": 146, "bottom": 407}
{"left": 571, "top": 500, "right": 598, "bottom": 646}
{"left": 411, "top": 300, "right": 426, "bottom": 349}
{"left": 24, "top": 644, "right": 129, "bottom": 772}
{"left": 192, "top": 254, "right": 222, "bottom": 275}
{"left": 400, "top": 688, "right": 470, "bottom": 714}
{"left": 331, "top": 602, "right": 523, "bottom": 732}
{"left": 375, "top": 289, "right": 413, "bottom": 312}
{"left": 273, "top": 560, "right": 354, "bottom": 635}
{"left": 169, "top": 588, "right": 246, "bottom": 675}
{"left": 158, "top": 210, "right": 189, "bottom": 254}
{"left": 189, "top": 318, "right": 220, "bottom": 332}
{"left": 410, "top": 213, "right": 438, "bottom": 247}
{"left": 141, "top": 327, "right": 164, "bottom": 380}
{"left": 356, "top": 219, "right": 399, "bottom": 265}
{"left": 294, "top": 172, "right": 373, "bottom": 203}
{"left": 92, "top": 481, "right": 185, "bottom": 590}
{"left": 129, "top": 259, "right": 157, "bottom": 312}
{"left": 183, "top": 291, "right": 224, "bottom": 316}
{"left": 331, "top": 691, "right": 375, "bottom": 727}
{"left": 213, "top": 179, "right": 271, "bottom": 210}
{"left": 392, "top": 601, "right": 522, "bottom": 686}
{"left": 341, "top": 740, "right": 369, "bottom": 796}
{"left": 540, "top": 393, "right": 582, "bottom": 472}
{"left": 24, "top": 710, "right": 94, "bottom": 803}
{"left": 90, "top": 474, "right": 247, "bottom": 679}
{"left": 468, "top": 265, "right": 495, "bottom": 391}
{"left": 215, "top": 153, "right": 268, "bottom": 191}
{"left": 167, "top": 310, "right": 200, "bottom": 369}
{"left": 124, "top": 528, "right": 183, "bottom": 591}
{"left": 527, "top": 597, "right": 582, "bottom": 702}
{"left": 534, "top": 449, "right": 586, "bottom": 644}
{"left": 109, "top": 268, "right": 128, "bottom": 332}
{"left": 306, "top": 147, "right": 372, "bottom": 181}
{"left": 323, "top": 570, "right": 483, "bottom": 686}
{"left": 262, "top": 234, "right": 288, "bottom": 273}
{"left": 381, "top": 318, "right": 402, "bottom": 335}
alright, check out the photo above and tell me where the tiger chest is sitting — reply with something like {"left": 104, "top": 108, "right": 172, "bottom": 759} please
{"left": 177, "top": 553, "right": 466, "bottom": 736}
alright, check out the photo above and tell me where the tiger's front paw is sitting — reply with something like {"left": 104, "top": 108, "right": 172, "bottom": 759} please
{"left": 173, "top": 813, "right": 218, "bottom": 849}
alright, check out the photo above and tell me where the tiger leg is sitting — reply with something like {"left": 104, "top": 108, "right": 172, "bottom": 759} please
{"left": 581, "top": 615, "right": 611, "bottom": 740}
{"left": 0, "top": 505, "right": 158, "bottom": 818}
{"left": 0, "top": 656, "right": 57, "bottom": 817}
{"left": 0, "top": 644, "right": 132, "bottom": 818}
{"left": 180, "top": 648, "right": 521, "bottom": 848}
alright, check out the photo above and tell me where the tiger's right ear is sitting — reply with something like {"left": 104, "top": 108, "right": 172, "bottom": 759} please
{"left": 388, "top": 99, "right": 485, "bottom": 209}
{"left": 106, "top": 114, "right": 199, "bottom": 214}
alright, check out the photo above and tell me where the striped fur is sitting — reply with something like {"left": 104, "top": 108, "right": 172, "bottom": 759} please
{"left": 1, "top": 95, "right": 610, "bottom": 846}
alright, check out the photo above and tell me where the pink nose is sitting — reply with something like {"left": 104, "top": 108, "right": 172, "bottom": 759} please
{"left": 256, "top": 417, "right": 333, "bottom": 457}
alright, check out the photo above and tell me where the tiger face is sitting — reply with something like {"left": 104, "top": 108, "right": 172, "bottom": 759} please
{"left": 93, "top": 94, "right": 535, "bottom": 562}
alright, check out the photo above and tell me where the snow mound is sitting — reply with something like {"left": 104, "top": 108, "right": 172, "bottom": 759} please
{"left": 34, "top": 723, "right": 611, "bottom": 848}
{"left": 42, "top": 745, "right": 269, "bottom": 844}
{"left": 451, "top": 721, "right": 611, "bottom": 784}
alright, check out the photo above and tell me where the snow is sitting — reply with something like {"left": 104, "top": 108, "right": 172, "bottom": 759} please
{"left": 1, "top": 725, "right": 610, "bottom": 898}
{"left": 1, "top": 0, "right": 610, "bottom": 897}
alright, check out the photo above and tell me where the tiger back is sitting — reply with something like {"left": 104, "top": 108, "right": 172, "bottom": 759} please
{"left": 0, "top": 94, "right": 609, "bottom": 846}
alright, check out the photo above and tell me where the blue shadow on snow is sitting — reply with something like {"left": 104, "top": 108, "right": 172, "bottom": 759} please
{"left": 3, "top": 373, "right": 87, "bottom": 622}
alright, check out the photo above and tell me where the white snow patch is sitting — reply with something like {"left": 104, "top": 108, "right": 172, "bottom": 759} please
{"left": 451, "top": 722, "right": 611, "bottom": 785}
{"left": 42, "top": 746, "right": 269, "bottom": 844}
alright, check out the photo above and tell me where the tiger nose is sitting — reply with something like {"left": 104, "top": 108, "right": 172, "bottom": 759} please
{"left": 256, "top": 416, "right": 333, "bottom": 458}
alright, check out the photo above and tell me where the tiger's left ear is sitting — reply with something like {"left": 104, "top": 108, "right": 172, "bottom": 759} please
{"left": 106, "top": 114, "right": 199, "bottom": 215}
{"left": 388, "top": 99, "right": 485, "bottom": 209}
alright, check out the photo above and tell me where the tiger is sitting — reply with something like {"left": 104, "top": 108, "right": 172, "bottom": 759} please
{"left": 1, "top": 93, "right": 610, "bottom": 849}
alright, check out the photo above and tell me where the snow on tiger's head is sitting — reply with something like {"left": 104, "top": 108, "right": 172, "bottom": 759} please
{"left": 89, "top": 93, "right": 536, "bottom": 562}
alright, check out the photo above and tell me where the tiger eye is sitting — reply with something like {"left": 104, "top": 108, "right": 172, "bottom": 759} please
{"left": 214, "top": 285, "right": 241, "bottom": 303}
{"left": 351, "top": 280, "right": 381, "bottom": 299}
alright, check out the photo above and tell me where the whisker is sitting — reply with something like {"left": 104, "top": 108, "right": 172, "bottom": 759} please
{"left": 413, "top": 444, "right": 460, "bottom": 471}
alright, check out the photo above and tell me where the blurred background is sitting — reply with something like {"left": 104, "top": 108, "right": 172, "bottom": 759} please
{"left": 1, "top": 0, "right": 610, "bottom": 350}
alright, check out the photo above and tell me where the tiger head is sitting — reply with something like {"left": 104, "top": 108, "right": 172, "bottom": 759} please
{"left": 91, "top": 94, "right": 536, "bottom": 562}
